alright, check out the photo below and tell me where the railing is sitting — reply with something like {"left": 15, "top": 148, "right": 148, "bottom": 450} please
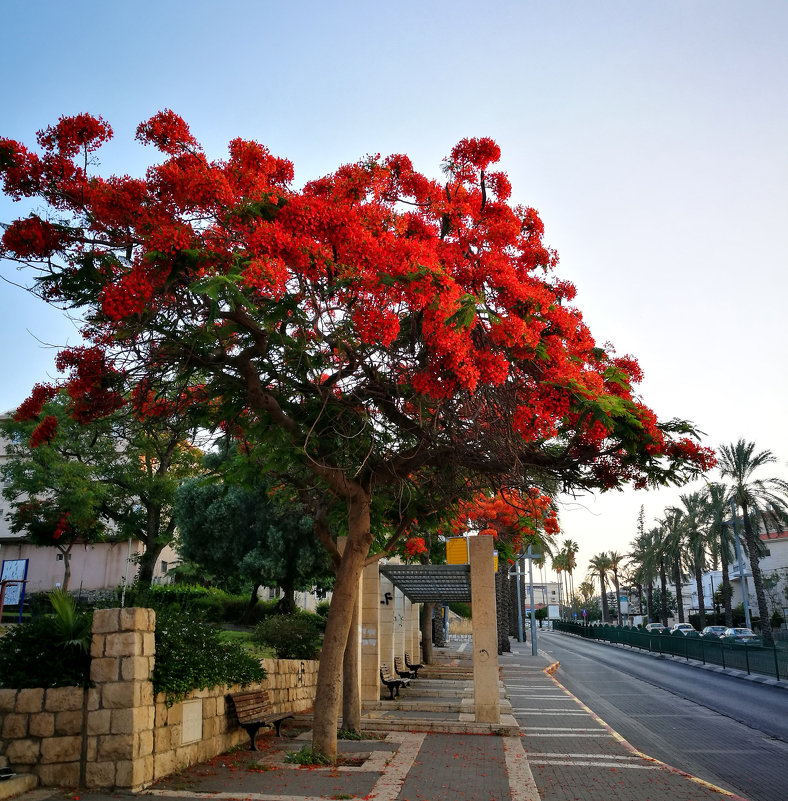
{"left": 554, "top": 621, "right": 788, "bottom": 681}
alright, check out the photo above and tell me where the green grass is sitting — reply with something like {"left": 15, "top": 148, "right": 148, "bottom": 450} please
{"left": 217, "top": 628, "right": 274, "bottom": 658}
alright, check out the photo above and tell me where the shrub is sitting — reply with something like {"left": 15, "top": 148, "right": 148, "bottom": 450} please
{"left": 770, "top": 609, "right": 784, "bottom": 629}
{"left": 153, "top": 607, "right": 266, "bottom": 705}
{"left": 253, "top": 612, "right": 322, "bottom": 660}
{"left": 449, "top": 602, "right": 472, "bottom": 619}
{"left": 0, "top": 613, "right": 92, "bottom": 688}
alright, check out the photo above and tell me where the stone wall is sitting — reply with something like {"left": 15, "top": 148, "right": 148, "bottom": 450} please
{"left": 0, "top": 608, "right": 318, "bottom": 791}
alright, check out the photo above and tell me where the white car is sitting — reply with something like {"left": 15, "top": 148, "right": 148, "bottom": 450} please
{"left": 645, "top": 623, "right": 666, "bottom": 633}
{"left": 700, "top": 625, "right": 727, "bottom": 638}
{"left": 670, "top": 623, "right": 696, "bottom": 635}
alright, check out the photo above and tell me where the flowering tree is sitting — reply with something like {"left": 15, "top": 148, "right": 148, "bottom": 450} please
{"left": 0, "top": 113, "right": 714, "bottom": 759}
{"left": 1, "top": 383, "right": 203, "bottom": 589}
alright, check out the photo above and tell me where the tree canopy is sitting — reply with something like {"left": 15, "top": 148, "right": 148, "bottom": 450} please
{"left": 0, "top": 112, "right": 715, "bottom": 758}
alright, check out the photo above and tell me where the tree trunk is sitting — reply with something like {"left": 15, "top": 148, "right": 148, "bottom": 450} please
{"left": 62, "top": 548, "right": 71, "bottom": 591}
{"left": 311, "top": 491, "right": 372, "bottom": 762}
{"left": 741, "top": 500, "right": 774, "bottom": 645}
{"left": 341, "top": 589, "right": 361, "bottom": 732}
{"left": 659, "top": 562, "right": 669, "bottom": 625}
{"left": 721, "top": 552, "right": 733, "bottom": 627}
{"left": 278, "top": 578, "right": 296, "bottom": 613}
{"left": 646, "top": 584, "right": 654, "bottom": 622}
{"left": 136, "top": 540, "right": 166, "bottom": 587}
{"left": 420, "top": 602, "right": 435, "bottom": 664}
{"left": 598, "top": 571, "right": 608, "bottom": 623}
{"left": 612, "top": 572, "right": 621, "bottom": 625}
{"left": 240, "top": 583, "right": 261, "bottom": 624}
{"left": 694, "top": 564, "right": 706, "bottom": 629}
{"left": 673, "top": 559, "right": 684, "bottom": 623}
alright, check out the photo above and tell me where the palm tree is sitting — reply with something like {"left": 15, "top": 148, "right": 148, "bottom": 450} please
{"left": 650, "top": 523, "right": 672, "bottom": 625}
{"left": 552, "top": 552, "right": 567, "bottom": 619}
{"left": 660, "top": 508, "right": 687, "bottom": 623}
{"left": 629, "top": 525, "right": 660, "bottom": 623}
{"left": 678, "top": 490, "right": 711, "bottom": 630}
{"left": 718, "top": 439, "right": 788, "bottom": 645}
{"left": 562, "top": 539, "right": 579, "bottom": 617}
{"left": 588, "top": 552, "right": 612, "bottom": 623}
{"left": 705, "top": 482, "right": 735, "bottom": 626}
{"left": 607, "top": 550, "right": 625, "bottom": 624}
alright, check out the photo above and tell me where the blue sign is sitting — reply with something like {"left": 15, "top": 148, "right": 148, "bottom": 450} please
{"left": 582, "top": 609, "right": 587, "bottom": 617}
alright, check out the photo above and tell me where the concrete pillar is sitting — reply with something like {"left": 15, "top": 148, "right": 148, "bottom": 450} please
{"left": 412, "top": 603, "right": 421, "bottom": 659}
{"left": 393, "top": 588, "right": 405, "bottom": 660}
{"left": 360, "top": 562, "right": 381, "bottom": 702}
{"left": 403, "top": 596, "right": 412, "bottom": 658}
{"left": 379, "top": 574, "right": 395, "bottom": 668}
{"left": 469, "top": 536, "right": 500, "bottom": 724}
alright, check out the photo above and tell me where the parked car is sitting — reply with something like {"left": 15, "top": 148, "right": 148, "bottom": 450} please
{"left": 720, "top": 627, "right": 761, "bottom": 644}
{"left": 645, "top": 623, "right": 666, "bottom": 633}
{"left": 700, "top": 625, "right": 728, "bottom": 638}
{"left": 670, "top": 623, "right": 696, "bottom": 635}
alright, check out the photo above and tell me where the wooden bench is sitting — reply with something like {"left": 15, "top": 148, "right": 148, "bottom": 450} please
{"left": 394, "top": 655, "right": 416, "bottom": 679}
{"left": 226, "top": 689, "right": 294, "bottom": 750}
{"left": 380, "top": 663, "right": 410, "bottom": 699}
{"left": 405, "top": 652, "right": 423, "bottom": 677}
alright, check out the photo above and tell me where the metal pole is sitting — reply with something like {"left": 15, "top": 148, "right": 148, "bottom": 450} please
{"left": 729, "top": 500, "right": 752, "bottom": 629}
{"left": 515, "top": 557, "right": 524, "bottom": 642}
{"left": 528, "top": 545, "right": 538, "bottom": 655}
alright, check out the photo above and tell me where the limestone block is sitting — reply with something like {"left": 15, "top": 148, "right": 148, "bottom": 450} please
{"left": 154, "top": 750, "right": 178, "bottom": 781}
{"left": 85, "top": 761, "right": 116, "bottom": 788}
{"left": 101, "top": 681, "right": 137, "bottom": 709}
{"left": 203, "top": 697, "right": 216, "bottom": 718}
{"left": 87, "top": 688, "right": 101, "bottom": 711}
{"left": 87, "top": 709, "right": 111, "bottom": 736}
{"left": 138, "top": 705, "right": 155, "bottom": 731}
{"left": 40, "top": 735, "right": 81, "bottom": 764}
{"left": 121, "top": 656, "right": 151, "bottom": 681}
{"left": 141, "top": 674, "right": 154, "bottom": 705}
{"left": 90, "top": 657, "right": 120, "bottom": 684}
{"left": 110, "top": 708, "right": 134, "bottom": 735}
{"left": 136, "top": 729, "right": 153, "bottom": 759}
{"left": 105, "top": 632, "right": 142, "bottom": 658}
{"left": 154, "top": 726, "right": 171, "bottom": 754}
{"left": 92, "top": 609, "right": 120, "bottom": 634}
{"left": 16, "top": 689, "right": 44, "bottom": 714}
{"left": 28, "top": 712, "right": 55, "bottom": 738}
{"left": 0, "top": 689, "right": 18, "bottom": 712}
{"left": 97, "top": 733, "right": 133, "bottom": 761}
{"left": 166, "top": 703, "right": 182, "bottom": 726}
{"left": 5, "top": 739, "right": 39, "bottom": 764}
{"left": 85, "top": 735, "right": 97, "bottom": 761}
{"left": 38, "top": 761, "right": 81, "bottom": 788}
{"left": 90, "top": 635, "right": 106, "bottom": 659}
{"left": 54, "top": 710, "right": 84, "bottom": 736}
{"left": 2, "top": 713, "right": 28, "bottom": 739}
{"left": 142, "top": 632, "right": 155, "bottom": 656}
{"left": 120, "top": 607, "right": 153, "bottom": 632}
{"left": 155, "top": 702, "right": 168, "bottom": 724}
{"left": 44, "top": 687, "right": 84, "bottom": 712}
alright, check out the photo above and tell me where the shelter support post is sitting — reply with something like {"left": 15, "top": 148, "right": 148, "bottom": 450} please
{"left": 470, "top": 535, "right": 500, "bottom": 724}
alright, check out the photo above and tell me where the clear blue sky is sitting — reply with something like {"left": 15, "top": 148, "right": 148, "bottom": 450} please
{"left": 2, "top": 1, "right": 787, "bottom": 576}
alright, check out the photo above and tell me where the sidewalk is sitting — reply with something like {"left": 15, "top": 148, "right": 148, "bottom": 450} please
{"left": 3, "top": 641, "right": 751, "bottom": 801}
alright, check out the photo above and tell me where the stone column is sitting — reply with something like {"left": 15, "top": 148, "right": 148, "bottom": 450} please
{"left": 403, "top": 596, "right": 412, "bottom": 659}
{"left": 360, "top": 562, "right": 381, "bottom": 702}
{"left": 393, "top": 588, "right": 405, "bottom": 660}
{"left": 379, "top": 574, "right": 395, "bottom": 669}
{"left": 412, "top": 603, "right": 421, "bottom": 660}
{"left": 469, "top": 536, "right": 500, "bottom": 724}
{"left": 85, "top": 608, "right": 156, "bottom": 790}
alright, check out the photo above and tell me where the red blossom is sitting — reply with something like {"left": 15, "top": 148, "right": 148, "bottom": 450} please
{"left": 1, "top": 215, "right": 70, "bottom": 258}
{"left": 29, "top": 415, "right": 58, "bottom": 448}
{"left": 15, "top": 383, "right": 58, "bottom": 421}
{"left": 136, "top": 109, "right": 199, "bottom": 155}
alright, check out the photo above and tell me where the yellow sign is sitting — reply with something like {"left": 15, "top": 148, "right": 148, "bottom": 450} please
{"left": 446, "top": 537, "right": 470, "bottom": 565}
{"left": 446, "top": 537, "right": 498, "bottom": 571}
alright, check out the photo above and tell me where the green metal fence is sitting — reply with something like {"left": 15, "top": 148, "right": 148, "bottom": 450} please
{"left": 553, "top": 621, "right": 787, "bottom": 681}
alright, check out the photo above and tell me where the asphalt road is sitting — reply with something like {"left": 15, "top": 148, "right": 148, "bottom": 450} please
{"left": 533, "top": 629, "right": 788, "bottom": 801}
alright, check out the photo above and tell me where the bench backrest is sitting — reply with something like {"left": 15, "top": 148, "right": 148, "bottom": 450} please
{"left": 394, "top": 656, "right": 407, "bottom": 673}
{"left": 228, "top": 689, "right": 272, "bottom": 722}
{"left": 380, "top": 663, "right": 397, "bottom": 682}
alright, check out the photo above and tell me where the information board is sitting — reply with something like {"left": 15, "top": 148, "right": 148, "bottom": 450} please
{"left": 1, "top": 558, "right": 29, "bottom": 605}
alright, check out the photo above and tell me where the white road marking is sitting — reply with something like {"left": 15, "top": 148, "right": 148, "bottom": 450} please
{"left": 503, "top": 736, "right": 541, "bottom": 801}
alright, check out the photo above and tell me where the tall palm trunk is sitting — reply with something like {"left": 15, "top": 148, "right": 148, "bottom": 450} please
{"left": 659, "top": 560, "right": 669, "bottom": 625}
{"left": 672, "top": 558, "right": 685, "bottom": 623}
{"left": 646, "top": 584, "right": 654, "bottom": 621}
{"left": 741, "top": 499, "right": 774, "bottom": 645}
{"left": 720, "top": 552, "right": 733, "bottom": 627}
{"left": 693, "top": 563, "right": 706, "bottom": 630}
{"left": 598, "top": 570, "right": 609, "bottom": 623}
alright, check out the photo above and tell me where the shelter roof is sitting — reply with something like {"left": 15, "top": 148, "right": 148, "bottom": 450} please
{"left": 379, "top": 563, "right": 471, "bottom": 603}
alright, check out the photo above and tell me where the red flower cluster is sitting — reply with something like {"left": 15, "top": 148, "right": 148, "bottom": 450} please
{"left": 29, "top": 415, "right": 58, "bottom": 448}
{"left": 15, "top": 383, "right": 58, "bottom": 421}
{"left": 55, "top": 346, "right": 124, "bottom": 422}
{"left": 404, "top": 537, "right": 428, "bottom": 559}
{"left": 1, "top": 215, "right": 69, "bottom": 258}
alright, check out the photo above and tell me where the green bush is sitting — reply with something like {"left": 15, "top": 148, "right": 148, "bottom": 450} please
{"left": 449, "top": 602, "right": 472, "bottom": 619}
{"left": 770, "top": 609, "right": 784, "bottom": 629}
{"left": 253, "top": 612, "right": 322, "bottom": 660}
{"left": 315, "top": 600, "right": 331, "bottom": 619}
{"left": 153, "top": 607, "right": 266, "bottom": 705}
{"left": 0, "top": 614, "right": 92, "bottom": 688}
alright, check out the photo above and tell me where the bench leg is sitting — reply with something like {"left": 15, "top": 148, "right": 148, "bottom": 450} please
{"left": 273, "top": 715, "right": 294, "bottom": 737}
{"left": 242, "top": 723, "right": 263, "bottom": 751}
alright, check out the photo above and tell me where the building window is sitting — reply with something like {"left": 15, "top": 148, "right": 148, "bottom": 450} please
{"left": 160, "top": 561, "right": 168, "bottom": 574}
{"left": 56, "top": 553, "right": 63, "bottom": 561}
